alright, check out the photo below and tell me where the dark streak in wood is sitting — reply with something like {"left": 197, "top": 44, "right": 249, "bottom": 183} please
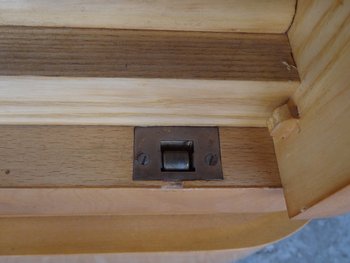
{"left": 0, "top": 26, "right": 299, "bottom": 81}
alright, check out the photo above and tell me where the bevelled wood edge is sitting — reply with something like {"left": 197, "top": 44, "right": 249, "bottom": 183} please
{"left": 0, "top": 212, "right": 306, "bottom": 255}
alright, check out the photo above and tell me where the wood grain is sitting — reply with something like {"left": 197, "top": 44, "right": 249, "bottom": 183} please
{"left": 267, "top": 102, "right": 299, "bottom": 142}
{"left": 276, "top": 0, "right": 350, "bottom": 218}
{"left": 0, "top": 126, "right": 281, "bottom": 188}
{"left": 0, "top": 0, "right": 297, "bottom": 33}
{"left": 0, "top": 212, "right": 305, "bottom": 255}
{"left": 0, "top": 77, "right": 297, "bottom": 127}
{"left": 289, "top": 0, "right": 350, "bottom": 114}
{"left": 0, "top": 26, "right": 299, "bottom": 81}
{"left": 0, "top": 188, "right": 286, "bottom": 217}
{"left": 0, "top": 27, "right": 299, "bottom": 126}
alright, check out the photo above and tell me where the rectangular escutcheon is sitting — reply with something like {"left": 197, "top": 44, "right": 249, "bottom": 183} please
{"left": 133, "top": 127, "right": 223, "bottom": 181}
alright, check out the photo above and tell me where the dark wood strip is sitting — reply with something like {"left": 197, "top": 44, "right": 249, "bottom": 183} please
{"left": 0, "top": 26, "right": 299, "bottom": 81}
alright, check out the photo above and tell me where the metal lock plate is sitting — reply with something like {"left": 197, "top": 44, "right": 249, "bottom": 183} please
{"left": 133, "top": 127, "right": 223, "bottom": 181}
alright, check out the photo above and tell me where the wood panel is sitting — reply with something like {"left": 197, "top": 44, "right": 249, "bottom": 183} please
{"left": 276, "top": 0, "right": 350, "bottom": 218}
{"left": 0, "top": 212, "right": 306, "bottom": 255}
{"left": 0, "top": 126, "right": 281, "bottom": 188}
{"left": 0, "top": 27, "right": 299, "bottom": 126}
{"left": 0, "top": 188, "right": 286, "bottom": 217}
{"left": 0, "top": 0, "right": 297, "bottom": 33}
{"left": 0, "top": 27, "right": 298, "bottom": 80}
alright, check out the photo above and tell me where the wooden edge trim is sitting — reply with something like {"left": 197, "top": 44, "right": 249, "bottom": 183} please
{"left": 0, "top": 1, "right": 297, "bottom": 33}
{"left": 0, "top": 212, "right": 306, "bottom": 254}
{"left": 0, "top": 188, "right": 286, "bottom": 217}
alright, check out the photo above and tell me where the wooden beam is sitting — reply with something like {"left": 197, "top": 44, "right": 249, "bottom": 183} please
{"left": 0, "top": 27, "right": 298, "bottom": 126}
{"left": 275, "top": 0, "right": 350, "bottom": 218}
{"left": 0, "top": 126, "right": 281, "bottom": 188}
{"left": 0, "top": 212, "right": 305, "bottom": 255}
{"left": 0, "top": 188, "right": 286, "bottom": 217}
{"left": 0, "top": 0, "right": 297, "bottom": 33}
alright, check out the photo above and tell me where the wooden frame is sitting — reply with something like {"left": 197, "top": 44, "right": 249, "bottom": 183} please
{"left": 0, "top": 0, "right": 349, "bottom": 257}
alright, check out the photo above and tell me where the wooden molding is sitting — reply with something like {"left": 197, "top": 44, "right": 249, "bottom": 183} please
{"left": 0, "top": 0, "right": 297, "bottom": 33}
{"left": 0, "top": 77, "right": 297, "bottom": 127}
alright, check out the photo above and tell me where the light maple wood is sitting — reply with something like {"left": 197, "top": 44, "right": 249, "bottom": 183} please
{"left": 0, "top": 27, "right": 298, "bottom": 126}
{"left": 0, "top": 212, "right": 305, "bottom": 255}
{"left": 0, "top": 126, "right": 281, "bottom": 188}
{"left": 0, "top": 0, "right": 297, "bottom": 33}
{"left": 293, "top": 183, "right": 350, "bottom": 219}
{"left": 0, "top": 188, "right": 286, "bottom": 217}
{"left": 267, "top": 101, "right": 299, "bottom": 142}
{"left": 275, "top": 0, "right": 350, "bottom": 218}
{"left": 0, "top": 77, "right": 296, "bottom": 127}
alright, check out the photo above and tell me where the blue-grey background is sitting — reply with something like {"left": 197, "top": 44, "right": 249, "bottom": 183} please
{"left": 237, "top": 212, "right": 350, "bottom": 263}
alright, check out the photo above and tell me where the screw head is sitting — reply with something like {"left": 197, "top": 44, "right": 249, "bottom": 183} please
{"left": 205, "top": 153, "right": 218, "bottom": 166}
{"left": 136, "top": 153, "right": 150, "bottom": 166}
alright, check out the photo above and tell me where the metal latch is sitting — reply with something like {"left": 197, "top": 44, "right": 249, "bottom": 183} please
{"left": 133, "top": 127, "right": 223, "bottom": 181}
{"left": 161, "top": 140, "right": 194, "bottom": 171}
